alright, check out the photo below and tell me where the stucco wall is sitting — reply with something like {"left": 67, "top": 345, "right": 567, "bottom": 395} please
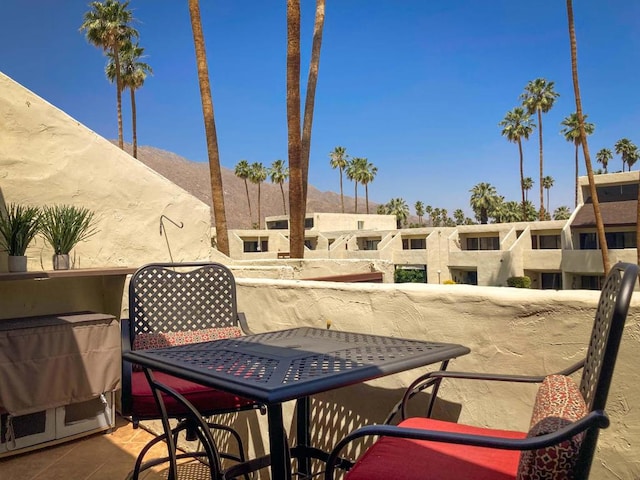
{"left": 234, "top": 279, "right": 640, "bottom": 479}
{"left": 0, "top": 72, "right": 211, "bottom": 271}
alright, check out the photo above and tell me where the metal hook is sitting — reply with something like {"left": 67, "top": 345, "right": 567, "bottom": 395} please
{"left": 159, "top": 215, "right": 184, "bottom": 236}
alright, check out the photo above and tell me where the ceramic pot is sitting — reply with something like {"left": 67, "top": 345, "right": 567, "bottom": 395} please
{"left": 8, "top": 255, "right": 27, "bottom": 272}
{"left": 53, "top": 254, "right": 70, "bottom": 270}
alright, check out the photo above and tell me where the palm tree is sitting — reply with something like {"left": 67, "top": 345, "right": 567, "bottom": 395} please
{"left": 187, "top": 0, "right": 230, "bottom": 254}
{"left": 234, "top": 160, "right": 253, "bottom": 224}
{"left": 415, "top": 201, "right": 425, "bottom": 225}
{"left": 561, "top": 112, "right": 594, "bottom": 206}
{"left": 453, "top": 209, "right": 465, "bottom": 225}
{"left": 596, "top": 148, "right": 612, "bottom": 174}
{"left": 360, "top": 159, "right": 377, "bottom": 214}
{"left": 329, "top": 146, "right": 349, "bottom": 213}
{"left": 249, "top": 162, "right": 267, "bottom": 229}
{"left": 566, "top": 0, "right": 609, "bottom": 273}
{"left": 542, "top": 176, "right": 555, "bottom": 214}
{"left": 522, "top": 177, "right": 534, "bottom": 202}
{"left": 80, "top": 0, "right": 137, "bottom": 151}
{"left": 424, "top": 205, "right": 433, "bottom": 225}
{"left": 614, "top": 138, "right": 639, "bottom": 171}
{"left": 269, "top": 159, "right": 289, "bottom": 215}
{"left": 385, "top": 198, "right": 409, "bottom": 229}
{"left": 346, "top": 157, "right": 364, "bottom": 213}
{"left": 499, "top": 107, "right": 535, "bottom": 219}
{"left": 106, "top": 40, "right": 152, "bottom": 159}
{"left": 553, "top": 206, "right": 571, "bottom": 220}
{"left": 520, "top": 78, "right": 560, "bottom": 220}
{"left": 469, "top": 182, "right": 499, "bottom": 224}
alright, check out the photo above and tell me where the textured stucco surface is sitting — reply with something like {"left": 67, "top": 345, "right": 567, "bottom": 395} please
{"left": 0, "top": 72, "right": 211, "bottom": 271}
{"left": 234, "top": 280, "right": 640, "bottom": 479}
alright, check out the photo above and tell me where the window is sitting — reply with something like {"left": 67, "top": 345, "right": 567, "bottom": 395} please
{"left": 243, "top": 240, "right": 268, "bottom": 252}
{"left": 541, "top": 273, "right": 562, "bottom": 289}
{"left": 581, "top": 275, "right": 603, "bottom": 290}
{"left": 266, "top": 220, "right": 288, "bottom": 230}
{"left": 410, "top": 238, "right": 426, "bottom": 249}
{"left": 402, "top": 239, "right": 409, "bottom": 250}
{"left": 364, "top": 239, "right": 380, "bottom": 250}
{"left": 539, "top": 235, "right": 561, "bottom": 249}
{"left": 605, "top": 231, "right": 636, "bottom": 249}
{"left": 304, "top": 218, "right": 314, "bottom": 229}
{"left": 357, "top": 221, "right": 364, "bottom": 230}
{"left": 579, "top": 233, "right": 597, "bottom": 250}
{"left": 466, "top": 237, "right": 499, "bottom": 250}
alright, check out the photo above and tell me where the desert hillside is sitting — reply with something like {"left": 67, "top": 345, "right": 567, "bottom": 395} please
{"left": 128, "top": 144, "right": 374, "bottom": 230}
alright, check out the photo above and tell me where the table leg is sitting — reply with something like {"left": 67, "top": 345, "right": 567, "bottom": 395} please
{"left": 267, "top": 403, "right": 291, "bottom": 480}
{"left": 296, "top": 396, "right": 311, "bottom": 476}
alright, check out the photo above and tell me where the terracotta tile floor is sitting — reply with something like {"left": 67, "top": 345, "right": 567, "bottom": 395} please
{"left": 0, "top": 415, "right": 210, "bottom": 480}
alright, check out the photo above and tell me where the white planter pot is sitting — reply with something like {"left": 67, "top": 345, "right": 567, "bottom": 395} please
{"left": 53, "top": 254, "right": 70, "bottom": 270}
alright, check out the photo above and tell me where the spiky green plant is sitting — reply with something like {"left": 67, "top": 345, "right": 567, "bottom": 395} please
{"left": 40, "top": 205, "right": 98, "bottom": 254}
{"left": 0, "top": 204, "right": 41, "bottom": 256}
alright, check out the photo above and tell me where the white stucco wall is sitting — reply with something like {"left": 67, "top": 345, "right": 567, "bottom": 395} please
{"left": 0, "top": 72, "right": 211, "bottom": 271}
{"left": 233, "top": 280, "right": 640, "bottom": 479}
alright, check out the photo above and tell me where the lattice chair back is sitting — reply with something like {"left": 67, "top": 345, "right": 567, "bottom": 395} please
{"left": 128, "top": 262, "right": 244, "bottom": 349}
{"left": 575, "top": 261, "right": 638, "bottom": 476}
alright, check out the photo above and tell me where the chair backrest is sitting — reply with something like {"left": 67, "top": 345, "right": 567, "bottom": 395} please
{"left": 128, "top": 262, "right": 242, "bottom": 347}
{"left": 576, "top": 261, "right": 638, "bottom": 476}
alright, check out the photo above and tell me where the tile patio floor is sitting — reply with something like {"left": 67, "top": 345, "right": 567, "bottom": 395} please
{"left": 0, "top": 415, "right": 210, "bottom": 480}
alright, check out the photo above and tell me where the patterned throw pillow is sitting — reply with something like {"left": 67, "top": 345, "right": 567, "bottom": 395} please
{"left": 133, "top": 326, "right": 243, "bottom": 351}
{"left": 516, "top": 375, "right": 588, "bottom": 480}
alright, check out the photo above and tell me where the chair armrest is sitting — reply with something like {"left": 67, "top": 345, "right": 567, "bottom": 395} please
{"left": 237, "top": 312, "right": 253, "bottom": 335}
{"left": 325, "top": 410, "right": 609, "bottom": 480}
{"left": 120, "top": 318, "right": 133, "bottom": 416}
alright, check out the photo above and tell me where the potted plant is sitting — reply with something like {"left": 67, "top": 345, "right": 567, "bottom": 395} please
{"left": 0, "top": 203, "right": 41, "bottom": 272}
{"left": 40, "top": 205, "right": 98, "bottom": 270}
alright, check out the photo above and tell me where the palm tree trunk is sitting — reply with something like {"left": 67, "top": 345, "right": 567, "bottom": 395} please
{"left": 354, "top": 183, "right": 358, "bottom": 214}
{"left": 365, "top": 184, "right": 370, "bottom": 214}
{"left": 538, "top": 108, "right": 544, "bottom": 220}
{"left": 131, "top": 88, "right": 138, "bottom": 159}
{"left": 257, "top": 182, "right": 262, "bottom": 229}
{"left": 547, "top": 188, "right": 551, "bottom": 214}
{"left": 286, "top": 0, "right": 303, "bottom": 258}
{"left": 188, "top": 0, "right": 230, "bottom": 256}
{"left": 518, "top": 139, "right": 526, "bottom": 219}
{"left": 243, "top": 179, "right": 252, "bottom": 224}
{"left": 574, "top": 143, "right": 579, "bottom": 207}
{"left": 280, "top": 184, "right": 287, "bottom": 215}
{"left": 113, "top": 41, "right": 124, "bottom": 150}
{"left": 339, "top": 169, "right": 344, "bottom": 213}
{"left": 300, "top": 0, "right": 325, "bottom": 229}
{"left": 566, "top": 0, "right": 610, "bottom": 274}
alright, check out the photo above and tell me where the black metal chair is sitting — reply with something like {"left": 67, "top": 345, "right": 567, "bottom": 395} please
{"left": 326, "top": 262, "right": 638, "bottom": 480}
{"left": 121, "top": 262, "right": 262, "bottom": 480}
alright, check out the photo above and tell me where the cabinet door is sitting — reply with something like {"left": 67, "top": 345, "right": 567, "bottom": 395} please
{"left": 0, "top": 409, "right": 56, "bottom": 454}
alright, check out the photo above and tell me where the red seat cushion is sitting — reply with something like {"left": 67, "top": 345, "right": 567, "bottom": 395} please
{"left": 345, "top": 417, "right": 525, "bottom": 480}
{"left": 131, "top": 370, "right": 256, "bottom": 419}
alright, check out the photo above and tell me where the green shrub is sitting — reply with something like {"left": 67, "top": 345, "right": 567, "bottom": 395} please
{"left": 507, "top": 276, "right": 531, "bottom": 288}
{"left": 394, "top": 268, "right": 426, "bottom": 283}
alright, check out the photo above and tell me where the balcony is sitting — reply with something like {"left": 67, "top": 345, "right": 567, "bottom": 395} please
{"left": 1, "top": 279, "right": 638, "bottom": 479}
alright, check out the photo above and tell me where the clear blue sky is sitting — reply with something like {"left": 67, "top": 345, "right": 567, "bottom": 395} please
{"left": 2, "top": 1, "right": 639, "bottom": 217}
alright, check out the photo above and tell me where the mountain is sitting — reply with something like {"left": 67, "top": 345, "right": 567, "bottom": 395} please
{"left": 127, "top": 144, "right": 373, "bottom": 230}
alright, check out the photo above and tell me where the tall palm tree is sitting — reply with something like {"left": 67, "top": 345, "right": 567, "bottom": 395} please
{"left": 424, "top": 205, "right": 433, "bottom": 225}
{"left": 385, "top": 198, "right": 409, "bottom": 229}
{"left": 187, "top": 0, "right": 229, "bottom": 255}
{"left": 566, "top": 0, "right": 609, "bottom": 273}
{"left": 80, "top": 0, "right": 137, "bottom": 151}
{"left": 249, "top": 162, "right": 267, "bottom": 229}
{"left": 561, "top": 112, "right": 594, "bottom": 206}
{"left": 522, "top": 177, "right": 534, "bottom": 204}
{"left": 499, "top": 106, "right": 535, "bottom": 219}
{"left": 106, "top": 40, "right": 152, "bottom": 159}
{"left": 553, "top": 206, "right": 571, "bottom": 220}
{"left": 329, "top": 146, "right": 349, "bottom": 213}
{"left": 453, "top": 209, "right": 465, "bottom": 225}
{"left": 520, "top": 78, "right": 560, "bottom": 220}
{"left": 415, "top": 201, "right": 425, "bottom": 225}
{"left": 614, "top": 138, "right": 639, "bottom": 171}
{"left": 345, "top": 157, "right": 362, "bottom": 213}
{"left": 542, "top": 175, "right": 555, "bottom": 214}
{"left": 595, "top": 148, "right": 612, "bottom": 174}
{"left": 469, "top": 182, "right": 499, "bottom": 224}
{"left": 360, "top": 159, "right": 377, "bottom": 214}
{"left": 269, "top": 159, "right": 289, "bottom": 215}
{"left": 234, "top": 159, "right": 253, "bottom": 223}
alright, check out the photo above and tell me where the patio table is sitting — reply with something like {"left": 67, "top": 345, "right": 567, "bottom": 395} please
{"left": 122, "top": 326, "right": 470, "bottom": 479}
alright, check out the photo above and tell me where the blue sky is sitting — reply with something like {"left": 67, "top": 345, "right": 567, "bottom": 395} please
{"left": 2, "top": 1, "right": 639, "bottom": 217}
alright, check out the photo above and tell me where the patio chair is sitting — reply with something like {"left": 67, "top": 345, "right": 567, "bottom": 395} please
{"left": 325, "top": 261, "right": 638, "bottom": 480}
{"left": 121, "top": 262, "right": 262, "bottom": 480}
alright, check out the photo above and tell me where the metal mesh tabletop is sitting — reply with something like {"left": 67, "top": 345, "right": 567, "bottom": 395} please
{"left": 124, "top": 327, "right": 470, "bottom": 403}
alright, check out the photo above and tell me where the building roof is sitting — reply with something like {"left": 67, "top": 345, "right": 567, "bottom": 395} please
{"left": 571, "top": 199, "right": 637, "bottom": 227}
